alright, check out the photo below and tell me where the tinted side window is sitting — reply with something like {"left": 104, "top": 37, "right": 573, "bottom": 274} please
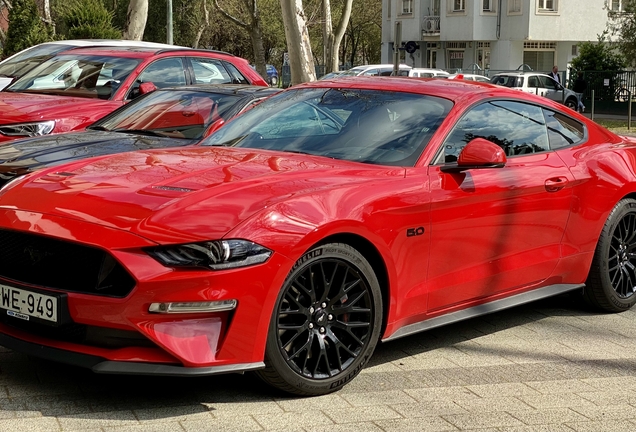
{"left": 191, "top": 58, "right": 232, "bottom": 84}
{"left": 223, "top": 61, "right": 249, "bottom": 84}
{"left": 539, "top": 76, "right": 559, "bottom": 90}
{"left": 439, "top": 100, "right": 549, "bottom": 163}
{"left": 136, "top": 58, "right": 186, "bottom": 88}
{"left": 543, "top": 109, "right": 585, "bottom": 149}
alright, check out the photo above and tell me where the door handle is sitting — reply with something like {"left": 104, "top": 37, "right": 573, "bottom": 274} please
{"left": 545, "top": 176, "right": 569, "bottom": 192}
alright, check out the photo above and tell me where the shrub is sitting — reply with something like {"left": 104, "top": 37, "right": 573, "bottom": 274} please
{"left": 3, "top": 0, "right": 52, "bottom": 58}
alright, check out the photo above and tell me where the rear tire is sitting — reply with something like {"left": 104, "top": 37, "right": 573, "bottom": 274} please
{"left": 256, "top": 243, "right": 382, "bottom": 396}
{"left": 584, "top": 198, "right": 636, "bottom": 312}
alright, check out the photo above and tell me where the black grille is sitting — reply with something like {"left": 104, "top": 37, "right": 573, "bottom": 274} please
{"left": 0, "top": 313, "right": 156, "bottom": 349}
{"left": 0, "top": 229, "right": 136, "bottom": 297}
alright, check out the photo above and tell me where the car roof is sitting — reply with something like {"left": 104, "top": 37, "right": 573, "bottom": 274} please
{"left": 158, "top": 84, "right": 281, "bottom": 97}
{"left": 60, "top": 46, "right": 234, "bottom": 58}
{"left": 492, "top": 71, "right": 550, "bottom": 77}
{"left": 294, "top": 76, "right": 501, "bottom": 101}
{"left": 350, "top": 64, "right": 412, "bottom": 71}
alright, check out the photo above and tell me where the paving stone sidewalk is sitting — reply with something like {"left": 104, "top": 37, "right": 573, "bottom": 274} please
{"left": 1, "top": 293, "right": 635, "bottom": 431}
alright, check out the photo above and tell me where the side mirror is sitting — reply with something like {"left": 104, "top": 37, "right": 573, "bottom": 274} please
{"left": 441, "top": 138, "right": 507, "bottom": 173}
{"left": 139, "top": 82, "right": 157, "bottom": 95}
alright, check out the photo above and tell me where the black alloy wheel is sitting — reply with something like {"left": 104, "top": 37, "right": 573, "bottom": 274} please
{"left": 257, "top": 243, "right": 382, "bottom": 396}
{"left": 585, "top": 198, "right": 636, "bottom": 312}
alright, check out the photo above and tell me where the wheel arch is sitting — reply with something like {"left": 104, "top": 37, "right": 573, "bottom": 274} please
{"left": 313, "top": 233, "right": 391, "bottom": 337}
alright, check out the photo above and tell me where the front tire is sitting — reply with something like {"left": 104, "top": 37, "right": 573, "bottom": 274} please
{"left": 565, "top": 98, "right": 577, "bottom": 110}
{"left": 585, "top": 198, "right": 636, "bottom": 312}
{"left": 257, "top": 243, "right": 383, "bottom": 396}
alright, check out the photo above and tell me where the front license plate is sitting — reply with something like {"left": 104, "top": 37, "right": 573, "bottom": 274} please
{"left": 0, "top": 284, "right": 58, "bottom": 323}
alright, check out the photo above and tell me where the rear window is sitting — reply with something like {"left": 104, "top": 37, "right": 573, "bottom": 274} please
{"left": 491, "top": 75, "right": 523, "bottom": 88}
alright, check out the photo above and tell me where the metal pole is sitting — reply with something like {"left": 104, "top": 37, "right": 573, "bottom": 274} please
{"left": 591, "top": 90, "right": 595, "bottom": 121}
{"left": 167, "top": 0, "right": 173, "bottom": 45}
{"left": 393, "top": 21, "right": 402, "bottom": 76}
{"left": 629, "top": 90, "right": 632, "bottom": 131}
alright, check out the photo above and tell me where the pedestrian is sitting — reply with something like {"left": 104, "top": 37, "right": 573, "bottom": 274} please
{"left": 551, "top": 66, "right": 560, "bottom": 84}
{"left": 573, "top": 71, "right": 587, "bottom": 113}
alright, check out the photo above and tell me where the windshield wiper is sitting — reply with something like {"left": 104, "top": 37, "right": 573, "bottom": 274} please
{"left": 86, "top": 125, "right": 110, "bottom": 131}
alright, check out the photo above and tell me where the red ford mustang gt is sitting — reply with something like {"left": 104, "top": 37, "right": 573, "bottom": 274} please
{"left": 0, "top": 77, "right": 634, "bottom": 396}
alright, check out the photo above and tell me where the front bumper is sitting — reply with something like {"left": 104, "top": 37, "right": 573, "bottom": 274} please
{"left": 0, "top": 208, "right": 292, "bottom": 372}
{"left": 0, "top": 332, "right": 264, "bottom": 376}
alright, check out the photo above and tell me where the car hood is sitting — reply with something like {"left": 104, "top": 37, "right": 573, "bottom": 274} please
{"left": 0, "top": 130, "right": 198, "bottom": 173}
{"left": 1, "top": 146, "right": 404, "bottom": 244}
{"left": 0, "top": 91, "right": 113, "bottom": 124}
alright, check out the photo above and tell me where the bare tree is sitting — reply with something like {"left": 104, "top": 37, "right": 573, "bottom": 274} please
{"left": 193, "top": 0, "right": 211, "bottom": 48}
{"left": 280, "top": 0, "right": 316, "bottom": 84}
{"left": 123, "top": 0, "right": 148, "bottom": 40}
{"left": 322, "top": 0, "right": 352, "bottom": 74}
{"left": 214, "top": 0, "right": 268, "bottom": 81}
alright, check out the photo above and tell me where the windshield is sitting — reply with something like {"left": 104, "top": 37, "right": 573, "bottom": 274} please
{"left": 0, "top": 43, "right": 74, "bottom": 78}
{"left": 6, "top": 54, "right": 141, "bottom": 99}
{"left": 202, "top": 88, "right": 452, "bottom": 166}
{"left": 92, "top": 89, "right": 242, "bottom": 139}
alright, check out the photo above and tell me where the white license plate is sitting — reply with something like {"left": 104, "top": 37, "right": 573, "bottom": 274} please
{"left": 0, "top": 284, "right": 58, "bottom": 323}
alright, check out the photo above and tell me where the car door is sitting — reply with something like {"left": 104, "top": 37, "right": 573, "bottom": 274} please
{"left": 539, "top": 75, "right": 564, "bottom": 103}
{"left": 426, "top": 100, "right": 574, "bottom": 312}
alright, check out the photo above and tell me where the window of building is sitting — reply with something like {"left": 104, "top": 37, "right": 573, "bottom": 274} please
{"left": 609, "top": 0, "right": 626, "bottom": 12}
{"left": 453, "top": 0, "right": 465, "bottom": 11}
{"left": 401, "top": 0, "right": 413, "bottom": 14}
{"left": 483, "top": 0, "right": 494, "bottom": 12}
{"left": 538, "top": 0, "right": 557, "bottom": 12}
{"left": 508, "top": 0, "right": 522, "bottom": 13}
{"left": 388, "top": 0, "right": 392, "bottom": 18}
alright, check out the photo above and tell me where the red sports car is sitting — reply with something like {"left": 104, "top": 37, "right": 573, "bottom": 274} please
{"left": 0, "top": 46, "right": 267, "bottom": 143}
{"left": 0, "top": 77, "right": 634, "bottom": 396}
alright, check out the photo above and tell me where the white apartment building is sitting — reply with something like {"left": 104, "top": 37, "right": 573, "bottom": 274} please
{"left": 381, "top": 0, "right": 625, "bottom": 74}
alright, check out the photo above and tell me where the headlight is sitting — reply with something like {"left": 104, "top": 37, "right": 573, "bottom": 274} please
{"left": 0, "top": 120, "right": 55, "bottom": 137}
{"left": 146, "top": 239, "right": 272, "bottom": 270}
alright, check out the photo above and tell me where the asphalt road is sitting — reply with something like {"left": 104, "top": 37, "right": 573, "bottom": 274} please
{"left": 1, "top": 292, "right": 636, "bottom": 431}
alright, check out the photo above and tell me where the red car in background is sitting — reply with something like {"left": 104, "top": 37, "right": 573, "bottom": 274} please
{"left": 0, "top": 77, "right": 634, "bottom": 397}
{"left": 0, "top": 46, "right": 267, "bottom": 143}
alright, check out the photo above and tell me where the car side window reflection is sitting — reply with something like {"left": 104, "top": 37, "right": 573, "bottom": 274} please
{"left": 438, "top": 100, "right": 549, "bottom": 163}
{"left": 543, "top": 109, "right": 585, "bottom": 149}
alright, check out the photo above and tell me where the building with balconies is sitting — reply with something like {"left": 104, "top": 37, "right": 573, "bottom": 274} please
{"left": 381, "top": 0, "right": 625, "bottom": 76}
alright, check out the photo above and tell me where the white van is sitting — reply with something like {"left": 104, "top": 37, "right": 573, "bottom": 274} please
{"left": 408, "top": 68, "right": 450, "bottom": 78}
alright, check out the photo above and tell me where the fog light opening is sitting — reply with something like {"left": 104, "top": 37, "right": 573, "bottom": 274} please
{"left": 149, "top": 299, "right": 237, "bottom": 314}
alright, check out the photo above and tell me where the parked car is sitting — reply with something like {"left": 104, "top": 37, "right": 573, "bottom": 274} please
{"left": 448, "top": 73, "right": 491, "bottom": 82}
{"left": 408, "top": 68, "right": 450, "bottom": 78}
{"left": 0, "top": 85, "right": 280, "bottom": 185}
{"left": 0, "top": 39, "right": 186, "bottom": 90}
{"left": 490, "top": 71, "right": 579, "bottom": 110}
{"left": 0, "top": 46, "right": 268, "bottom": 144}
{"left": 0, "top": 77, "right": 633, "bottom": 398}
{"left": 250, "top": 64, "right": 279, "bottom": 86}
{"left": 340, "top": 63, "right": 412, "bottom": 76}
{"left": 319, "top": 70, "right": 347, "bottom": 80}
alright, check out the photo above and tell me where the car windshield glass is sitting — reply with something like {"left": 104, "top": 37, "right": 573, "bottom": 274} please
{"left": 92, "top": 90, "right": 242, "bottom": 139}
{"left": 0, "top": 43, "right": 73, "bottom": 78}
{"left": 5, "top": 54, "right": 141, "bottom": 99}
{"left": 201, "top": 88, "right": 453, "bottom": 166}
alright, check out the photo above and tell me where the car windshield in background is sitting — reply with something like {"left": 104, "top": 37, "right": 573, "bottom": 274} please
{"left": 5, "top": 54, "right": 141, "bottom": 98}
{"left": 91, "top": 89, "right": 242, "bottom": 139}
{"left": 0, "top": 43, "right": 75, "bottom": 78}
{"left": 202, "top": 88, "right": 452, "bottom": 166}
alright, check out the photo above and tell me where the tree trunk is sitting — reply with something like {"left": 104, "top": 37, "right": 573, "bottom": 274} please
{"left": 329, "top": 0, "right": 352, "bottom": 73}
{"left": 123, "top": 0, "right": 149, "bottom": 41}
{"left": 322, "top": 0, "right": 333, "bottom": 74}
{"left": 250, "top": 22, "right": 268, "bottom": 82}
{"left": 280, "top": 0, "right": 316, "bottom": 84}
{"left": 193, "top": 0, "right": 210, "bottom": 49}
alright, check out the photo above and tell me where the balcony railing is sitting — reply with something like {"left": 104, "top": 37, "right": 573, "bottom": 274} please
{"left": 422, "top": 16, "right": 441, "bottom": 36}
